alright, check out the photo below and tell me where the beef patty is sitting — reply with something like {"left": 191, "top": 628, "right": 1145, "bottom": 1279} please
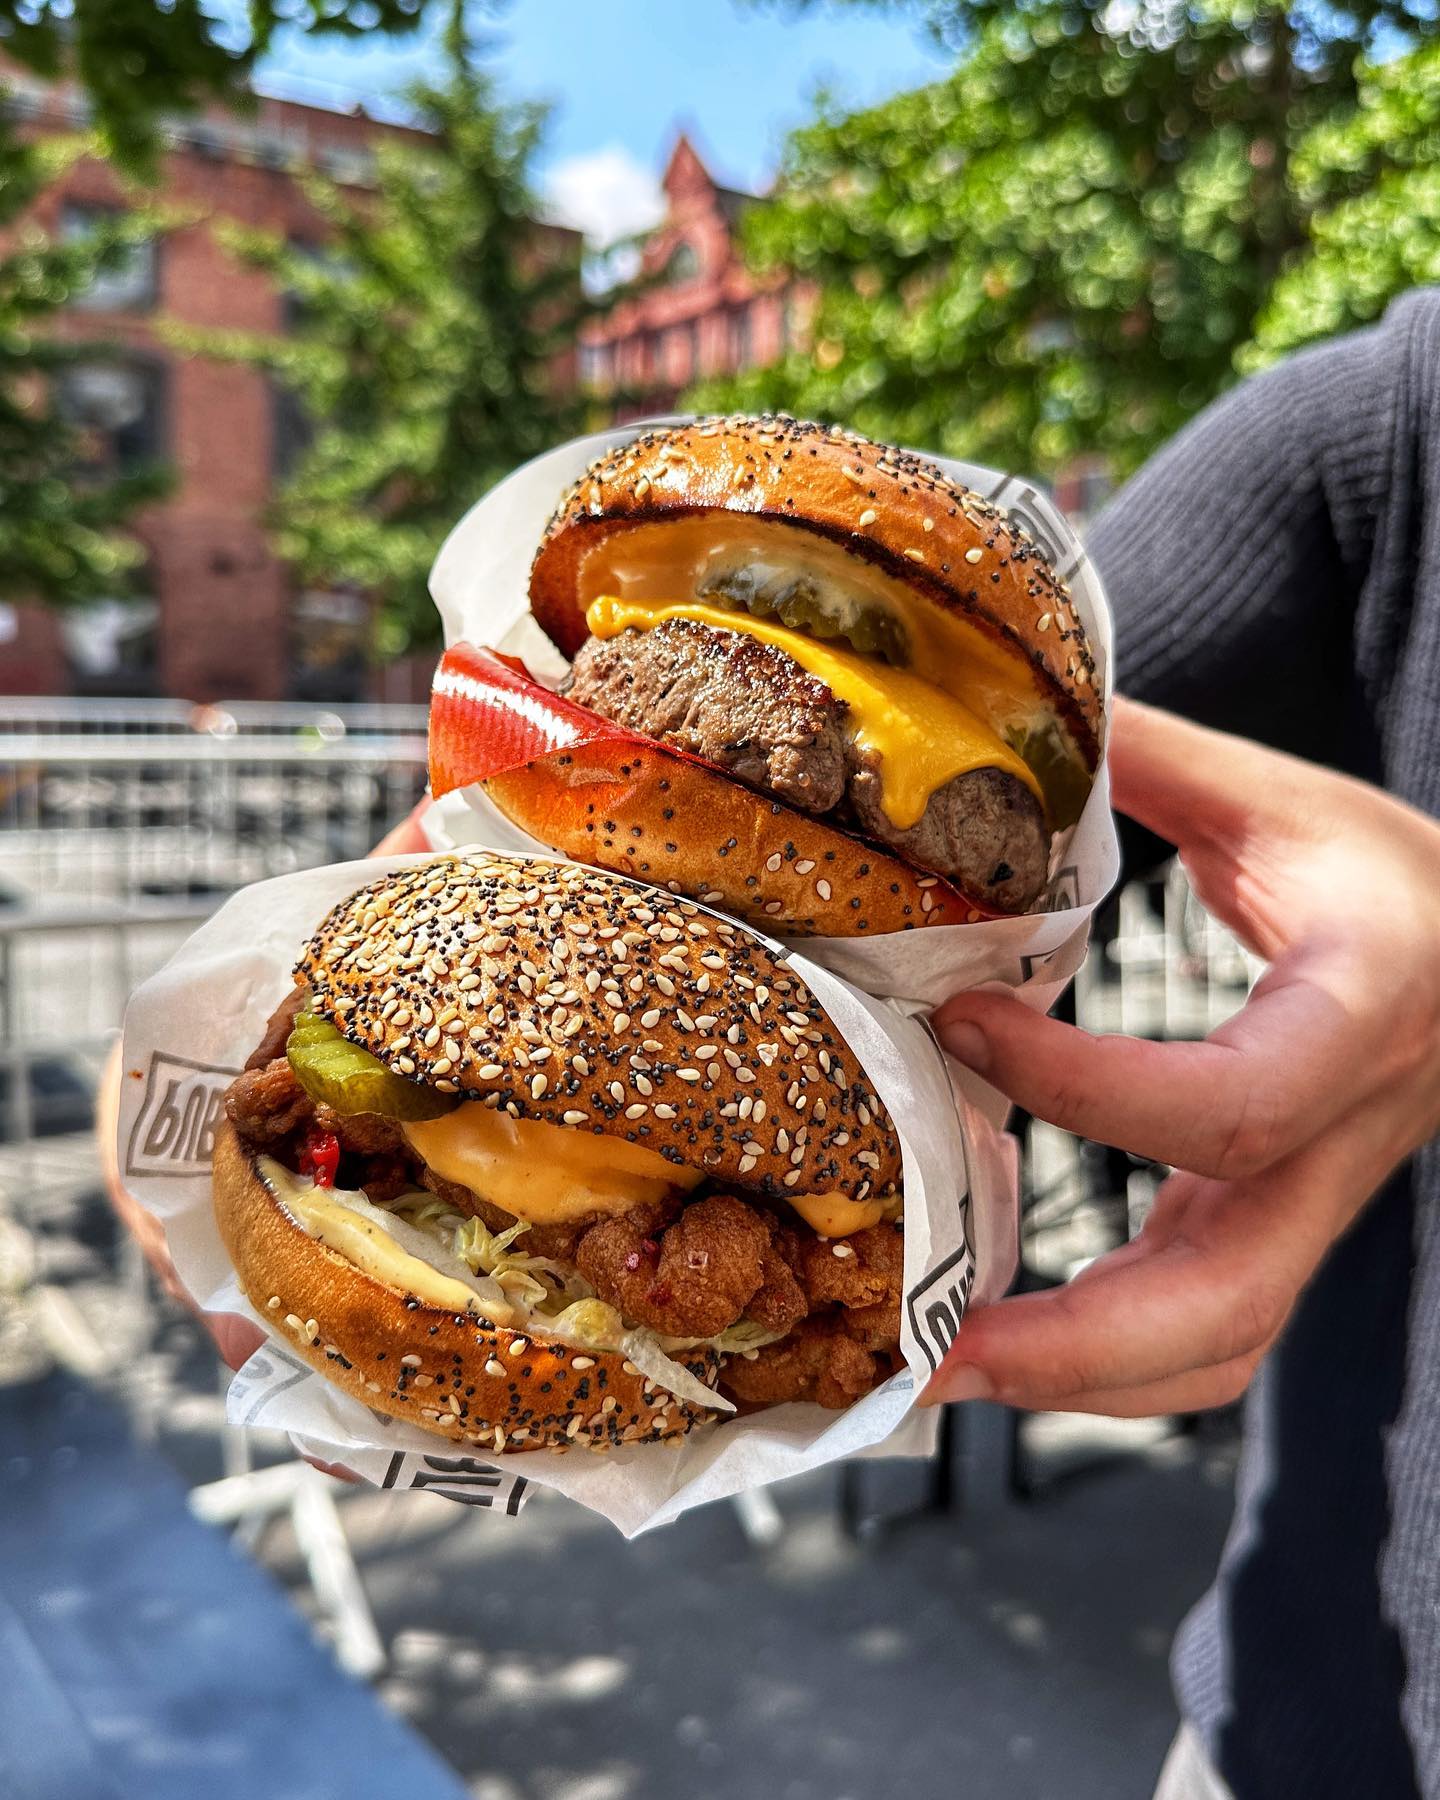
{"left": 567, "top": 617, "right": 848, "bottom": 813}
{"left": 566, "top": 617, "right": 1050, "bottom": 908}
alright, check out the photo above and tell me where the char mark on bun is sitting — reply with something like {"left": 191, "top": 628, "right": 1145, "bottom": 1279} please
{"left": 214, "top": 853, "right": 906, "bottom": 1455}
{"left": 474, "top": 414, "right": 1100, "bottom": 934}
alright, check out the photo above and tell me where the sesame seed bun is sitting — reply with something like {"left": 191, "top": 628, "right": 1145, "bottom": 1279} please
{"left": 212, "top": 1122, "right": 717, "bottom": 1452}
{"left": 477, "top": 739, "right": 990, "bottom": 938}
{"left": 530, "top": 414, "right": 1100, "bottom": 763}
{"left": 298, "top": 853, "right": 902, "bottom": 1207}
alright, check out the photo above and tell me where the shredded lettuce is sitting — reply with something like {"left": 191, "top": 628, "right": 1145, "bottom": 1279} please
{"left": 360, "top": 1186, "right": 739, "bottom": 1414}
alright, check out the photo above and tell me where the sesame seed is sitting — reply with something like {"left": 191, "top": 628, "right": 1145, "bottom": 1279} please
{"left": 400, "top": 1352, "right": 423, "bottom": 1367}
{"left": 858, "top": 508, "right": 877, "bottom": 527}
{"left": 486, "top": 1358, "right": 506, "bottom": 1378}
{"left": 965, "top": 546, "right": 985, "bottom": 564}
{"left": 563, "top": 1109, "right": 589, "bottom": 1124}
{"left": 530, "top": 1073, "right": 548, "bottom": 1099}
{"left": 572, "top": 1356, "right": 596, "bottom": 1370}
{"left": 478, "top": 1062, "right": 503, "bottom": 1079}
{"left": 904, "top": 547, "right": 925, "bottom": 563}
{"left": 764, "top": 853, "right": 783, "bottom": 872}
{"left": 677, "top": 1068, "right": 701, "bottom": 1082}
{"left": 832, "top": 1243, "right": 856, "bottom": 1259}
{"left": 508, "top": 1338, "right": 528, "bottom": 1356}
{"left": 816, "top": 879, "right": 832, "bottom": 901}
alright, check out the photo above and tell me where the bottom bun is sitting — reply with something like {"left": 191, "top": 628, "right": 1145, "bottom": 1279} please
{"left": 212, "top": 1123, "right": 720, "bottom": 1454}
{"left": 481, "top": 739, "right": 994, "bottom": 936}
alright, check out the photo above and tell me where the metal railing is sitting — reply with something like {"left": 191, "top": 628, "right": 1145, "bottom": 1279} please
{"left": 1, "top": 726, "right": 428, "bottom": 907}
{"left": 0, "top": 697, "right": 429, "bottom": 738}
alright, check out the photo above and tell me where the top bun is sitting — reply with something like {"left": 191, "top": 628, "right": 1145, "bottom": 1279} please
{"left": 297, "top": 853, "right": 901, "bottom": 1207}
{"left": 530, "top": 414, "right": 1100, "bottom": 766}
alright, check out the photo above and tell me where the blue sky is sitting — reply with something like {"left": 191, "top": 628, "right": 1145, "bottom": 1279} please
{"left": 242, "top": 1, "right": 950, "bottom": 242}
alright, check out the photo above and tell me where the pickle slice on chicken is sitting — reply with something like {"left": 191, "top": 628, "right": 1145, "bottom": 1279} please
{"left": 698, "top": 566, "right": 910, "bottom": 666}
{"left": 286, "top": 1012, "right": 459, "bottom": 1121}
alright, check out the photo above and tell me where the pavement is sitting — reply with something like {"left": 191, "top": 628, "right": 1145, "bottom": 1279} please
{"left": 251, "top": 1410, "right": 1238, "bottom": 1800}
{"left": 1, "top": 1119, "right": 1242, "bottom": 1800}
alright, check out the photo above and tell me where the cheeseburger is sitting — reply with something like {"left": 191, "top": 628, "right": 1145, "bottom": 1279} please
{"left": 215, "top": 853, "right": 906, "bottom": 1454}
{"left": 458, "top": 415, "right": 1100, "bottom": 936}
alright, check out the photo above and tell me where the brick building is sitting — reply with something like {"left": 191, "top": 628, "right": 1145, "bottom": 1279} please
{"left": 2, "top": 81, "right": 580, "bottom": 703}
{"left": 578, "top": 134, "right": 799, "bottom": 417}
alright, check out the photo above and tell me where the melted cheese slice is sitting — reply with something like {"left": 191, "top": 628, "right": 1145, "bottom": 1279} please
{"left": 261, "top": 1158, "right": 490, "bottom": 1316}
{"left": 787, "top": 1191, "right": 886, "bottom": 1238}
{"left": 585, "top": 595, "right": 1041, "bottom": 831}
{"left": 403, "top": 1102, "right": 702, "bottom": 1227}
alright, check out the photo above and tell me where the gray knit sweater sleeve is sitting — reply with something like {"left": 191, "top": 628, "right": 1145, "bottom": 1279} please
{"left": 1087, "top": 296, "right": 1440, "bottom": 778}
{"left": 1081, "top": 288, "right": 1440, "bottom": 1798}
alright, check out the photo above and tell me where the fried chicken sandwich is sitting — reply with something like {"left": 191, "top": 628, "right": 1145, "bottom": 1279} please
{"left": 214, "top": 853, "right": 907, "bottom": 1455}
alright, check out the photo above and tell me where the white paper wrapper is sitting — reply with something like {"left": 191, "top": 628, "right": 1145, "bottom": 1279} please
{"left": 118, "top": 851, "right": 1019, "bottom": 1537}
{"left": 428, "top": 419, "right": 1119, "bottom": 1125}
{"left": 117, "top": 423, "right": 1115, "bottom": 1536}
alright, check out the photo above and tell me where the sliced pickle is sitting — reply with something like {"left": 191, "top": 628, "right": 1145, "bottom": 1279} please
{"left": 698, "top": 566, "right": 910, "bottom": 667}
{"left": 286, "top": 1012, "right": 459, "bottom": 1121}
{"left": 1004, "top": 722, "right": 1093, "bottom": 830}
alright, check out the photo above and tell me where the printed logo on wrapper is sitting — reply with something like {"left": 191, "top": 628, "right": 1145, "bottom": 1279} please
{"left": 979, "top": 471, "right": 1091, "bottom": 589}
{"left": 126, "top": 1052, "right": 236, "bottom": 1177}
{"left": 379, "top": 1452, "right": 529, "bottom": 1513}
{"left": 906, "top": 1245, "right": 978, "bottom": 1375}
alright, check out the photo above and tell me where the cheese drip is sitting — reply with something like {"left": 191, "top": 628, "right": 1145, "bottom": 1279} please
{"left": 404, "top": 1101, "right": 883, "bottom": 1239}
{"left": 585, "top": 595, "right": 1041, "bottom": 831}
{"left": 404, "top": 1102, "right": 702, "bottom": 1226}
{"left": 788, "top": 1191, "right": 886, "bottom": 1237}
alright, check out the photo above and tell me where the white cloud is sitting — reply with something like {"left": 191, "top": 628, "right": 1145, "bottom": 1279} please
{"left": 541, "top": 144, "right": 665, "bottom": 249}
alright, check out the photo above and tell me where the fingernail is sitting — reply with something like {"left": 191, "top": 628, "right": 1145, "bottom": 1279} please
{"left": 918, "top": 1362, "right": 995, "bottom": 1407}
{"left": 939, "top": 1019, "right": 990, "bottom": 1072}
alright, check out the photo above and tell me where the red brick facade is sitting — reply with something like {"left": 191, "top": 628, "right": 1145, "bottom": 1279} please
{"left": 579, "top": 135, "right": 800, "bottom": 417}
{"left": 3, "top": 83, "right": 578, "bottom": 703}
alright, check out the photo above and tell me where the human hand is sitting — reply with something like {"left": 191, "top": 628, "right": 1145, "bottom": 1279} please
{"left": 925, "top": 696, "right": 1440, "bottom": 1416}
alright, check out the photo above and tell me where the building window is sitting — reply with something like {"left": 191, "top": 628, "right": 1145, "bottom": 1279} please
{"left": 665, "top": 240, "right": 700, "bottom": 284}
{"left": 578, "top": 340, "right": 612, "bottom": 390}
{"left": 729, "top": 307, "right": 752, "bottom": 370}
{"left": 61, "top": 596, "right": 160, "bottom": 695}
{"left": 271, "top": 380, "right": 313, "bottom": 482}
{"left": 61, "top": 203, "right": 158, "bottom": 313}
{"left": 57, "top": 358, "right": 166, "bottom": 475}
{"left": 289, "top": 588, "right": 369, "bottom": 703}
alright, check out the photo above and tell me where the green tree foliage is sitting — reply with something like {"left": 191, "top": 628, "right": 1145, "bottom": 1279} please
{"left": 703, "top": 0, "right": 1440, "bottom": 479}
{"left": 0, "top": 136, "right": 169, "bottom": 605}
{"left": 0, "top": 0, "right": 437, "bottom": 172}
{"left": 179, "top": 22, "right": 589, "bottom": 653}
{"left": 0, "top": 0, "right": 458, "bottom": 612}
{"left": 1248, "top": 41, "right": 1440, "bottom": 360}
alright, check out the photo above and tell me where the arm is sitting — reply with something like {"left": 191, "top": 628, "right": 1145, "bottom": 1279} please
{"left": 1090, "top": 295, "right": 1440, "bottom": 777}
{"left": 929, "top": 698, "right": 1440, "bottom": 1415}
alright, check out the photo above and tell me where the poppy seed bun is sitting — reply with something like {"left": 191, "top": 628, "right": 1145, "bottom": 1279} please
{"left": 530, "top": 414, "right": 1100, "bottom": 768}
{"left": 296, "top": 853, "right": 902, "bottom": 1207}
{"left": 212, "top": 1123, "right": 717, "bottom": 1452}
{"left": 476, "top": 740, "right": 988, "bottom": 938}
